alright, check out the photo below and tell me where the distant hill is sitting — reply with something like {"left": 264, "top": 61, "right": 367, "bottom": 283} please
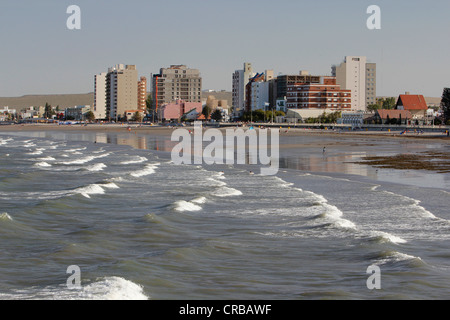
{"left": 0, "top": 91, "right": 233, "bottom": 111}
{"left": 0, "top": 93, "right": 94, "bottom": 111}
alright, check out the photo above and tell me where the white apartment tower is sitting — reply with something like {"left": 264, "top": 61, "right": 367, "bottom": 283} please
{"left": 232, "top": 62, "right": 255, "bottom": 117}
{"left": 94, "top": 72, "right": 107, "bottom": 119}
{"left": 332, "top": 56, "right": 375, "bottom": 111}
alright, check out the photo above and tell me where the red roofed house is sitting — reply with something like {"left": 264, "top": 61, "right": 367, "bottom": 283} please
{"left": 396, "top": 94, "right": 428, "bottom": 123}
{"left": 375, "top": 109, "right": 411, "bottom": 124}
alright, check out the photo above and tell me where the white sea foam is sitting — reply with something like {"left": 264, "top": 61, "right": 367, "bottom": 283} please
{"left": 77, "top": 276, "right": 148, "bottom": 300}
{"left": 37, "top": 156, "right": 56, "bottom": 161}
{"left": 131, "top": 163, "right": 160, "bottom": 177}
{"left": 34, "top": 162, "right": 52, "bottom": 168}
{"left": 120, "top": 156, "right": 148, "bottom": 165}
{"left": 87, "top": 163, "right": 107, "bottom": 172}
{"left": 59, "top": 153, "right": 111, "bottom": 165}
{"left": 0, "top": 277, "right": 148, "bottom": 300}
{"left": 174, "top": 200, "right": 203, "bottom": 212}
{"left": 0, "top": 212, "right": 12, "bottom": 221}
{"left": 61, "top": 156, "right": 96, "bottom": 165}
{"left": 65, "top": 147, "right": 87, "bottom": 153}
{"left": 383, "top": 191, "right": 441, "bottom": 220}
{"left": 370, "top": 231, "right": 407, "bottom": 244}
{"left": 102, "top": 182, "right": 120, "bottom": 189}
{"left": 214, "top": 171, "right": 225, "bottom": 179}
{"left": 375, "top": 251, "right": 422, "bottom": 266}
{"left": 321, "top": 203, "right": 357, "bottom": 230}
{"left": 0, "top": 138, "right": 12, "bottom": 146}
{"left": 212, "top": 186, "right": 243, "bottom": 197}
{"left": 207, "top": 177, "right": 227, "bottom": 187}
{"left": 191, "top": 196, "right": 207, "bottom": 204}
{"left": 306, "top": 191, "right": 357, "bottom": 230}
{"left": 75, "top": 184, "right": 106, "bottom": 198}
{"left": 27, "top": 150, "right": 43, "bottom": 155}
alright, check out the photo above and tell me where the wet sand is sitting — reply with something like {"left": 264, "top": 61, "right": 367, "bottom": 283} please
{"left": 1, "top": 123, "right": 449, "bottom": 189}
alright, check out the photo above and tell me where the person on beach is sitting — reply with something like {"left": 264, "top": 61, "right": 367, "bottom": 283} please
{"left": 323, "top": 147, "right": 326, "bottom": 154}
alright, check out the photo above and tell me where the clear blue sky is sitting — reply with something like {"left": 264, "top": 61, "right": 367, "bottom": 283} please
{"left": 1, "top": 0, "right": 449, "bottom": 97}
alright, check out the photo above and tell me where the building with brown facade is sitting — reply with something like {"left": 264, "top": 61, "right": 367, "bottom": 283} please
{"left": 286, "top": 76, "right": 352, "bottom": 110}
{"left": 137, "top": 76, "right": 147, "bottom": 112}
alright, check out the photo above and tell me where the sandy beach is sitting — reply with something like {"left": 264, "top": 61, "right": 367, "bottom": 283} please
{"left": 1, "top": 123, "right": 449, "bottom": 140}
{"left": 1, "top": 123, "right": 449, "bottom": 182}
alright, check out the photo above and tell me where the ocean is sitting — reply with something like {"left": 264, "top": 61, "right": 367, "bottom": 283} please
{"left": 0, "top": 129, "right": 449, "bottom": 300}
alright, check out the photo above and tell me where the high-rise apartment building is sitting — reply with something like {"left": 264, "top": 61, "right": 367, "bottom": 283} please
{"left": 151, "top": 65, "right": 202, "bottom": 111}
{"left": 138, "top": 76, "right": 147, "bottom": 112}
{"left": 94, "top": 72, "right": 107, "bottom": 119}
{"left": 366, "top": 63, "right": 377, "bottom": 106}
{"left": 232, "top": 62, "right": 255, "bottom": 117}
{"left": 106, "top": 64, "right": 138, "bottom": 120}
{"left": 332, "top": 56, "right": 376, "bottom": 111}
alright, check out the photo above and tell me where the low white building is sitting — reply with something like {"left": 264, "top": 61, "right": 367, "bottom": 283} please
{"left": 65, "top": 105, "right": 91, "bottom": 121}
{"left": 0, "top": 107, "right": 17, "bottom": 121}
{"left": 337, "top": 111, "right": 366, "bottom": 127}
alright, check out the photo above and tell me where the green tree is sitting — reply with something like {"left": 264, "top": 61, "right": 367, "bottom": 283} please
{"left": 44, "top": 102, "right": 54, "bottom": 118}
{"left": 440, "top": 87, "right": 450, "bottom": 122}
{"left": 132, "top": 111, "right": 143, "bottom": 122}
{"left": 385, "top": 114, "right": 390, "bottom": 125}
{"left": 202, "top": 105, "right": 212, "bottom": 119}
{"left": 211, "top": 109, "right": 223, "bottom": 122}
{"left": 382, "top": 97, "right": 396, "bottom": 110}
{"left": 367, "top": 104, "right": 380, "bottom": 112}
{"left": 85, "top": 111, "right": 95, "bottom": 122}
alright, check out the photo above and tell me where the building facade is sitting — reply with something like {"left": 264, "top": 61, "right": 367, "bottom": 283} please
{"left": 106, "top": 64, "right": 139, "bottom": 120}
{"left": 332, "top": 56, "right": 375, "bottom": 111}
{"left": 137, "top": 76, "right": 147, "bottom": 113}
{"left": 366, "top": 63, "right": 377, "bottom": 107}
{"left": 65, "top": 105, "right": 91, "bottom": 121}
{"left": 232, "top": 62, "right": 255, "bottom": 117}
{"left": 396, "top": 94, "right": 428, "bottom": 122}
{"left": 157, "top": 100, "right": 203, "bottom": 121}
{"left": 94, "top": 72, "right": 107, "bottom": 119}
{"left": 276, "top": 71, "right": 321, "bottom": 102}
{"left": 285, "top": 76, "right": 352, "bottom": 110}
{"left": 152, "top": 65, "right": 202, "bottom": 112}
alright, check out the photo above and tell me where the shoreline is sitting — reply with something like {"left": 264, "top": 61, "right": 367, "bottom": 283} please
{"left": 1, "top": 123, "right": 449, "bottom": 190}
{"left": 1, "top": 123, "right": 449, "bottom": 141}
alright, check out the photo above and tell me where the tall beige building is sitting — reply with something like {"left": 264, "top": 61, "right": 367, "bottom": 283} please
{"left": 94, "top": 72, "right": 107, "bottom": 119}
{"left": 106, "top": 64, "right": 138, "bottom": 120}
{"left": 151, "top": 65, "right": 202, "bottom": 111}
{"left": 332, "top": 56, "right": 376, "bottom": 111}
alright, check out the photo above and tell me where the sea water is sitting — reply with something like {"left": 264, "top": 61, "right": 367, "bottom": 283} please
{"left": 0, "top": 131, "right": 449, "bottom": 300}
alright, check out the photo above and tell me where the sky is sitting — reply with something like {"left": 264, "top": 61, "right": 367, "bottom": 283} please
{"left": 0, "top": 0, "right": 449, "bottom": 98}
